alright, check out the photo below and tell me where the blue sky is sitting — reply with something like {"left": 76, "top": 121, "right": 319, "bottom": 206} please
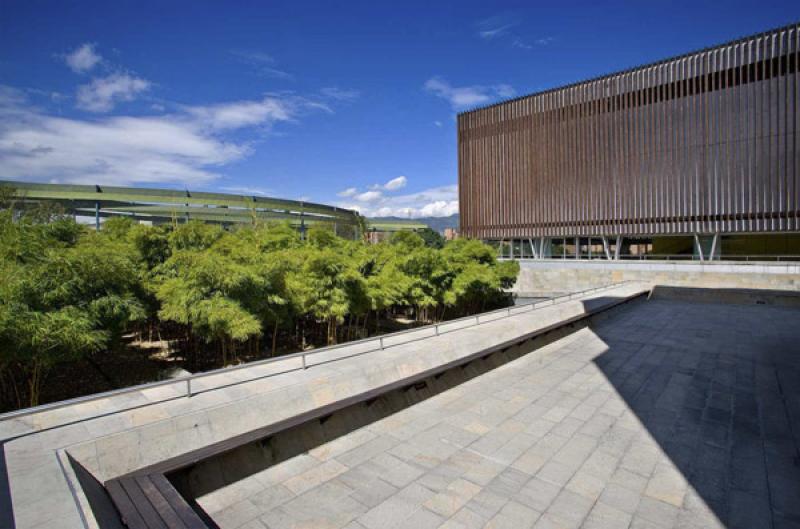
{"left": 1, "top": 1, "right": 798, "bottom": 217}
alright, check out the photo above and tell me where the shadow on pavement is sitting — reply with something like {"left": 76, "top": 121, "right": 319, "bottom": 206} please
{"left": 585, "top": 288, "right": 800, "bottom": 528}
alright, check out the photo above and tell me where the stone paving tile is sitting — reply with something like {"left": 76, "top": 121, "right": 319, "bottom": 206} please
{"left": 422, "top": 478, "right": 481, "bottom": 517}
{"left": 485, "top": 500, "right": 540, "bottom": 529}
{"left": 204, "top": 298, "right": 800, "bottom": 529}
{"left": 283, "top": 459, "right": 348, "bottom": 495}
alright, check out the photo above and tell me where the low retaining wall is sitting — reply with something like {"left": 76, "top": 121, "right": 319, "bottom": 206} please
{"left": 648, "top": 285, "right": 800, "bottom": 307}
{"left": 512, "top": 260, "right": 800, "bottom": 296}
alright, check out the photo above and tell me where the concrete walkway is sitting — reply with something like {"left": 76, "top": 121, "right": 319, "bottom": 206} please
{"left": 198, "top": 297, "right": 800, "bottom": 529}
{"left": 0, "top": 284, "right": 647, "bottom": 529}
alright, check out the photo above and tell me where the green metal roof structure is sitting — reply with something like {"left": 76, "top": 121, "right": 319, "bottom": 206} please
{"left": 365, "top": 220, "right": 428, "bottom": 232}
{"left": 0, "top": 180, "right": 427, "bottom": 238}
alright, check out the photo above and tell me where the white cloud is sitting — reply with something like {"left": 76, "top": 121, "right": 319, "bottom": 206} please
{"left": 65, "top": 43, "right": 102, "bottom": 73}
{"left": 479, "top": 24, "right": 513, "bottom": 40}
{"left": 320, "top": 87, "right": 361, "bottom": 101}
{"left": 354, "top": 190, "right": 383, "bottom": 202}
{"left": 512, "top": 38, "right": 532, "bottom": 50}
{"left": 76, "top": 73, "right": 151, "bottom": 112}
{"left": 0, "top": 85, "right": 323, "bottom": 187}
{"left": 434, "top": 120, "right": 443, "bottom": 127}
{"left": 338, "top": 184, "right": 458, "bottom": 218}
{"left": 383, "top": 175, "right": 407, "bottom": 191}
{"left": 424, "top": 77, "right": 515, "bottom": 110}
{"left": 339, "top": 175, "right": 408, "bottom": 205}
{"left": 232, "top": 50, "right": 294, "bottom": 80}
{"left": 186, "top": 97, "right": 291, "bottom": 130}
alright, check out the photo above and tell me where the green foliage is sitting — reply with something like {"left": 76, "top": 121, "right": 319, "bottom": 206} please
{"left": 389, "top": 230, "right": 425, "bottom": 250}
{"left": 0, "top": 207, "right": 517, "bottom": 409}
{"left": 417, "top": 227, "right": 445, "bottom": 249}
{"left": 0, "top": 210, "right": 144, "bottom": 406}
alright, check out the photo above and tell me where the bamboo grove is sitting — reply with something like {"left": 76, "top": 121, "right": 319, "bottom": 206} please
{"left": 0, "top": 205, "right": 518, "bottom": 410}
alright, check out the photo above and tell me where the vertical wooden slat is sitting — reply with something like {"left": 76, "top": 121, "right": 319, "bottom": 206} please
{"left": 458, "top": 24, "right": 798, "bottom": 242}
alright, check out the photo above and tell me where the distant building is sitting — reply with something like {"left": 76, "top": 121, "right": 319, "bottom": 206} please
{"left": 458, "top": 23, "right": 800, "bottom": 260}
{"left": 444, "top": 228, "right": 458, "bottom": 240}
{"left": 365, "top": 230, "right": 391, "bottom": 244}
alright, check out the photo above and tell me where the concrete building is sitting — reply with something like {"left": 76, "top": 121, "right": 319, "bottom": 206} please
{"left": 458, "top": 23, "right": 800, "bottom": 261}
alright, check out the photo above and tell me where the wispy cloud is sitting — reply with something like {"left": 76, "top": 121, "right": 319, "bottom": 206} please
{"left": 512, "top": 38, "right": 532, "bottom": 50}
{"left": 337, "top": 187, "right": 358, "bottom": 198}
{"left": 320, "top": 87, "right": 361, "bottom": 102}
{"left": 76, "top": 73, "right": 151, "bottom": 112}
{"left": 185, "top": 97, "right": 291, "bottom": 130}
{"left": 479, "top": 24, "right": 514, "bottom": 40}
{"left": 476, "top": 15, "right": 553, "bottom": 51}
{"left": 339, "top": 184, "right": 458, "bottom": 218}
{"left": 232, "top": 50, "right": 294, "bottom": 81}
{"left": 64, "top": 43, "right": 102, "bottom": 73}
{"left": 0, "top": 85, "right": 327, "bottom": 187}
{"left": 424, "top": 77, "right": 514, "bottom": 110}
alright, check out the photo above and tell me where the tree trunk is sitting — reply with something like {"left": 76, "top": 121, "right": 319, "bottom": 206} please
{"left": 327, "top": 317, "right": 337, "bottom": 345}
{"left": 28, "top": 360, "right": 43, "bottom": 408}
{"left": 271, "top": 319, "right": 279, "bottom": 356}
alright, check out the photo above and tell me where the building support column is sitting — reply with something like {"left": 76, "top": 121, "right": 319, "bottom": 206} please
{"left": 694, "top": 233, "right": 705, "bottom": 261}
{"left": 614, "top": 235, "right": 622, "bottom": 260}
{"left": 602, "top": 236, "right": 612, "bottom": 260}
{"left": 95, "top": 201, "right": 100, "bottom": 231}
{"left": 709, "top": 233, "right": 719, "bottom": 261}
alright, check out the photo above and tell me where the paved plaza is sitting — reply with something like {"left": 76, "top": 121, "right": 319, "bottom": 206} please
{"left": 198, "top": 297, "right": 800, "bottom": 529}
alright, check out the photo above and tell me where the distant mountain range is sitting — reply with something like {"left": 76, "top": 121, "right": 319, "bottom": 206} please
{"left": 370, "top": 214, "right": 459, "bottom": 234}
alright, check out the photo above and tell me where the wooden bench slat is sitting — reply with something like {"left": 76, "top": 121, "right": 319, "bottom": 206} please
{"left": 119, "top": 477, "right": 169, "bottom": 529}
{"left": 149, "top": 473, "right": 209, "bottom": 529}
{"left": 107, "top": 480, "right": 148, "bottom": 529}
{"left": 135, "top": 475, "right": 189, "bottom": 529}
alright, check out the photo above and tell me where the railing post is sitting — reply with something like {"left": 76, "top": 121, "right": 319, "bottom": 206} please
{"left": 507, "top": 307, "right": 512, "bottom": 315}
{"left": 302, "top": 354, "right": 307, "bottom": 369}
{"left": 380, "top": 337, "right": 384, "bottom": 349}
{"left": 475, "top": 315, "right": 480, "bottom": 325}
{"left": 435, "top": 324, "right": 439, "bottom": 336}
{"left": 186, "top": 378, "right": 192, "bottom": 398}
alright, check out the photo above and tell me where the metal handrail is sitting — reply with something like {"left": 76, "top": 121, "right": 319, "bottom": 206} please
{"left": 0, "top": 281, "right": 634, "bottom": 422}
{"left": 500, "top": 254, "right": 800, "bottom": 262}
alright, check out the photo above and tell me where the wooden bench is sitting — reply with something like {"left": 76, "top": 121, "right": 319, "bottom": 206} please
{"left": 106, "top": 473, "right": 209, "bottom": 529}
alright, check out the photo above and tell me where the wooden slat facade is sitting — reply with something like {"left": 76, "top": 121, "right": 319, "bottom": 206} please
{"left": 458, "top": 24, "right": 800, "bottom": 239}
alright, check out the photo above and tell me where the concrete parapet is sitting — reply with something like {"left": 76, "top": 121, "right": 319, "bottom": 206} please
{"left": 513, "top": 260, "right": 800, "bottom": 297}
